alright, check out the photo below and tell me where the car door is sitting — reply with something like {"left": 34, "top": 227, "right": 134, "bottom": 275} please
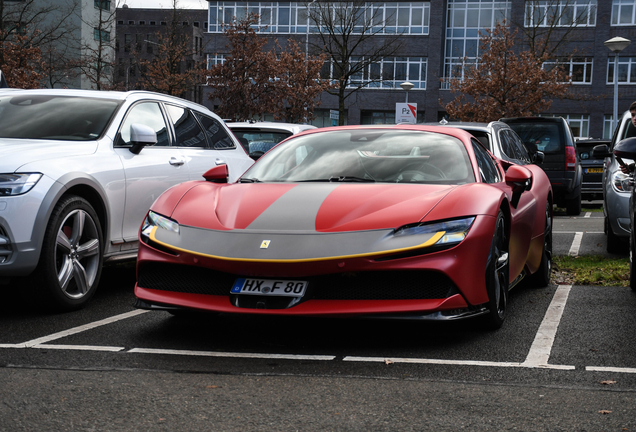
{"left": 114, "top": 101, "right": 190, "bottom": 243}
{"left": 473, "top": 139, "right": 535, "bottom": 280}
{"left": 164, "top": 105, "right": 252, "bottom": 182}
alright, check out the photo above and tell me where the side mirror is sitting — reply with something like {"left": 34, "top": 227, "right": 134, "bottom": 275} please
{"left": 203, "top": 164, "right": 228, "bottom": 183}
{"left": 505, "top": 165, "right": 532, "bottom": 208}
{"left": 532, "top": 151, "right": 544, "bottom": 165}
{"left": 129, "top": 123, "right": 157, "bottom": 155}
{"left": 592, "top": 144, "right": 612, "bottom": 159}
{"left": 249, "top": 151, "right": 265, "bottom": 161}
{"left": 613, "top": 137, "right": 636, "bottom": 160}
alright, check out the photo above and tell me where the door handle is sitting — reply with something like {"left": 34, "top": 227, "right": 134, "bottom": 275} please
{"left": 169, "top": 156, "right": 185, "bottom": 166}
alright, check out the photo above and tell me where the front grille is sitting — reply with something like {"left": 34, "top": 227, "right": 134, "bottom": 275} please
{"left": 138, "top": 262, "right": 458, "bottom": 302}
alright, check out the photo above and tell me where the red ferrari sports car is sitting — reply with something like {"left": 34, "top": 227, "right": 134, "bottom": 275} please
{"left": 134, "top": 125, "right": 552, "bottom": 329}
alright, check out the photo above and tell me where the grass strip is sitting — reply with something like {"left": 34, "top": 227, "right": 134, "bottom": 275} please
{"left": 552, "top": 255, "right": 629, "bottom": 287}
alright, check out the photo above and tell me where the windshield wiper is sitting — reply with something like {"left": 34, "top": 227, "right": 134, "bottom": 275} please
{"left": 328, "top": 176, "right": 375, "bottom": 182}
{"left": 238, "top": 177, "right": 261, "bottom": 183}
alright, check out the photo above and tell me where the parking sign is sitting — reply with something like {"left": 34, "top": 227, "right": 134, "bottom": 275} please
{"left": 396, "top": 103, "right": 417, "bottom": 124}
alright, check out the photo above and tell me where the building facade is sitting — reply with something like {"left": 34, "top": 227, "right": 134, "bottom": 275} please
{"left": 117, "top": 1, "right": 636, "bottom": 138}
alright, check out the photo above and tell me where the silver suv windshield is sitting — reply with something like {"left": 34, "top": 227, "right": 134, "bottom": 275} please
{"left": 0, "top": 95, "right": 120, "bottom": 141}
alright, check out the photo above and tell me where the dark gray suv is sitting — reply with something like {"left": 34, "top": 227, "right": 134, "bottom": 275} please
{"left": 501, "top": 117, "right": 582, "bottom": 215}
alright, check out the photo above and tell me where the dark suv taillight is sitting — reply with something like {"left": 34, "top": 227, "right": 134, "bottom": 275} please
{"left": 565, "top": 145, "right": 576, "bottom": 171}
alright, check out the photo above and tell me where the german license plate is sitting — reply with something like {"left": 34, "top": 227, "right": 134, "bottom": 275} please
{"left": 585, "top": 168, "right": 603, "bottom": 173}
{"left": 231, "top": 278, "right": 308, "bottom": 297}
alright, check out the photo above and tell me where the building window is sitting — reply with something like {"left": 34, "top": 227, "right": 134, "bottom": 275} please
{"left": 183, "top": 21, "right": 189, "bottom": 26}
{"left": 525, "top": 0, "right": 597, "bottom": 27}
{"left": 604, "top": 114, "right": 615, "bottom": 139}
{"left": 543, "top": 57, "right": 593, "bottom": 84}
{"left": 94, "top": 28, "right": 110, "bottom": 42}
{"left": 545, "top": 114, "right": 589, "bottom": 138}
{"left": 207, "top": 1, "right": 430, "bottom": 35}
{"left": 150, "top": 21, "right": 156, "bottom": 25}
{"left": 442, "top": 0, "right": 511, "bottom": 88}
{"left": 361, "top": 110, "right": 424, "bottom": 124}
{"left": 128, "top": 21, "right": 135, "bottom": 25}
{"left": 607, "top": 56, "right": 636, "bottom": 84}
{"left": 139, "top": 21, "right": 146, "bottom": 25}
{"left": 612, "top": 0, "right": 636, "bottom": 25}
{"left": 94, "top": 0, "right": 111, "bottom": 11}
{"left": 124, "top": 34, "right": 131, "bottom": 52}
{"left": 194, "top": 21, "right": 200, "bottom": 27}
{"left": 322, "top": 57, "right": 427, "bottom": 90}
{"left": 312, "top": 109, "right": 348, "bottom": 127}
{"left": 117, "top": 20, "right": 124, "bottom": 25}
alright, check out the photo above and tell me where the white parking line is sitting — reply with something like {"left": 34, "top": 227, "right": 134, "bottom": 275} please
{"left": 568, "top": 232, "right": 583, "bottom": 256}
{"left": 4, "top": 310, "right": 148, "bottom": 349}
{"left": 521, "top": 285, "right": 573, "bottom": 368}
{"left": 586, "top": 366, "right": 636, "bottom": 374}
{"left": 584, "top": 212, "right": 591, "bottom": 218}
{"left": 1, "top": 286, "right": 633, "bottom": 374}
{"left": 128, "top": 348, "right": 335, "bottom": 361}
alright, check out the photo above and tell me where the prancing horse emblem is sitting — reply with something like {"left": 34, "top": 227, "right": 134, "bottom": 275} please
{"left": 260, "top": 240, "right": 271, "bottom": 249}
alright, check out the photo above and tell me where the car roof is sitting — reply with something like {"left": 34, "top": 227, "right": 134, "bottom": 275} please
{"left": 500, "top": 116, "right": 565, "bottom": 124}
{"left": 226, "top": 121, "right": 317, "bottom": 134}
{"left": 0, "top": 88, "right": 211, "bottom": 112}
{"left": 420, "top": 120, "right": 513, "bottom": 134}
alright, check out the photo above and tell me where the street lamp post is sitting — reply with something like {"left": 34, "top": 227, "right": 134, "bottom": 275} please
{"left": 400, "top": 81, "right": 414, "bottom": 103}
{"left": 605, "top": 36, "right": 631, "bottom": 131}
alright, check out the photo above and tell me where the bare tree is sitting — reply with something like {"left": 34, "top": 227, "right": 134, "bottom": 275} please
{"left": 137, "top": 1, "right": 207, "bottom": 98}
{"left": 73, "top": 0, "right": 120, "bottom": 90}
{"left": 307, "top": 0, "right": 405, "bottom": 125}
{"left": 444, "top": 23, "right": 571, "bottom": 122}
{"left": 0, "top": 0, "right": 79, "bottom": 88}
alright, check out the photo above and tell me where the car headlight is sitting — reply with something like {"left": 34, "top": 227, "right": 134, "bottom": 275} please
{"left": 0, "top": 173, "right": 42, "bottom": 196}
{"left": 140, "top": 210, "right": 179, "bottom": 243}
{"left": 612, "top": 171, "right": 633, "bottom": 193}
{"left": 394, "top": 217, "right": 475, "bottom": 246}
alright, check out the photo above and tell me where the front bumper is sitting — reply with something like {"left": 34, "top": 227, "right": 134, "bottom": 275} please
{"left": 135, "top": 215, "right": 498, "bottom": 317}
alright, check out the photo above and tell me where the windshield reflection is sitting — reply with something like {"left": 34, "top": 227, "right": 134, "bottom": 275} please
{"left": 241, "top": 129, "right": 476, "bottom": 184}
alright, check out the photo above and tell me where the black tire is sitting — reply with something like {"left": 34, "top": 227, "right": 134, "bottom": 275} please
{"left": 528, "top": 201, "right": 552, "bottom": 287}
{"left": 565, "top": 194, "right": 581, "bottom": 216}
{"left": 606, "top": 218, "right": 626, "bottom": 254}
{"left": 484, "top": 210, "right": 509, "bottom": 330}
{"left": 630, "top": 231, "right": 636, "bottom": 292}
{"left": 31, "top": 195, "right": 103, "bottom": 311}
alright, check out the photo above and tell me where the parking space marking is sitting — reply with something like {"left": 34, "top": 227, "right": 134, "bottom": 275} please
{"left": 586, "top": 366, "right": 636, "bottom": 374}
{"left": 521, "top": 284, "right": 573, "bottom": 368}
{"left": 128, "top": 348, "right": 336, "bottom": 361}
{"left": 4, "top": 310, "right": 148, "bottom": 349}
{"left": 33, "top": 344, "right": 125, "bottom": 352}
{"left": 568, "top": 232, "right": 583, "bottom": 256}
{"left": 584, "top": 212, "right": 591, "bottom": 218}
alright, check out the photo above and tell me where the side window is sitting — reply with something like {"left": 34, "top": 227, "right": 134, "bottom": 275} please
{"left": 118, "top": 102, "right": 170, "bottom": 147}
{"left": 196, "top": 113, "right": 236, "bottom": 150}
{"left": 472, "top": 138, "right": 501, "bottom": 183}
{"left": 507, "top": 130, "right": 531, "bottom": 163}
{"left": 498, "top": 130, "right": 516, "bottom": 159}
{"left": 165, "top": 105, "right": 207, "bottom": 148}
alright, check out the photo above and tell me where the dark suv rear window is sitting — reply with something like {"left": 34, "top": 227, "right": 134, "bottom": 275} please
{"left": 0, "top": 95, "right": 120, "bottom": 141}
{"left": 506, "top": 122, "right": 563, "bottom": 154}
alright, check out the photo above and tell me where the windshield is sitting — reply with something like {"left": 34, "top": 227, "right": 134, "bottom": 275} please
{"left": 0, "top": 95, "right": 120, "bottom": 141}
{"left": 231, "top": 129, "right": 292, "bottom": 154}
{"left": 507, "top": 122, "right": 563, "bottom": 154}
{"left": 241, "top": 129, "right": 475, "bottom": 184}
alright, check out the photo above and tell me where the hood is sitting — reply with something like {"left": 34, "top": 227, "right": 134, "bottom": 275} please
{"left": 0, "top": 139, "right": 98, "bottom": 171}
{"left": 173, "top": 182, "right": 457, "bottom": 233}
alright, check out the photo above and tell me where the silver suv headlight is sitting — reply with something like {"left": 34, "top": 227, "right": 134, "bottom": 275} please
{"left": 0, "top": 173, "right": 43, "bottom": 196}
{"left": 612, "top": 171, "right": 633, "bottom": 193}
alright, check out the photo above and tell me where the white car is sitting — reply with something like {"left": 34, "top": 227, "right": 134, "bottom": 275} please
{"left": 0, "top": 89, "right": 253, "bottom": 310}
{"left": 225, "top": 121, "right": 317, "bottom": 159}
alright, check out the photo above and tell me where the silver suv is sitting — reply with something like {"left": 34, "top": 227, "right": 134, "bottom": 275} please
{"left": 0, "top": 89, "right": 253, "bottom": 310}
{"left": 593, "top": 110, "right": 634, "bottom": 253}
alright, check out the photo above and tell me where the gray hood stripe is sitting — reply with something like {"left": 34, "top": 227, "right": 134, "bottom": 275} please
{"left": 246, "top": 184, "right": 340, "bottom": 231}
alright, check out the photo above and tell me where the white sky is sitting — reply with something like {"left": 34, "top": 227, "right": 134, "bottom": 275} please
{"left": 120, "top": 0, "right": 208, "bottom": 9}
